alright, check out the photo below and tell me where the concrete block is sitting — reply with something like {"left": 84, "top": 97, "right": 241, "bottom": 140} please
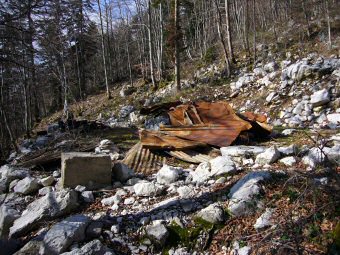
{"left": 61, "top": 153, "right": 112, "bottom": 189}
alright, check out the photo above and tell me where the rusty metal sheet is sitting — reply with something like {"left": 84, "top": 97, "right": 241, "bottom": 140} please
{"left": 160, "top": 125, "right": 245, "bottom": 147}
{"left": 193, "top": 101, "right": 252, "bottom": 130}
{"left": 241, "top": 112, "right": 267, "bottom": 123}
{"left": 140, "top": 129, "right": 206, "bottom": 150}
{"left": 122, "top": 142, "right": 167, "bottom": 174}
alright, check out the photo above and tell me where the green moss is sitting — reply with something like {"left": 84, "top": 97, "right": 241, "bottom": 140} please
{"left": 164, "top": 217, "right": 225, "bottom": 253}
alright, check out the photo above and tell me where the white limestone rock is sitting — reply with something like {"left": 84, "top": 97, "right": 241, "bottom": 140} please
{"left": 157, "top": 165, "right": 182, "bottom": 185}
{"left": 40, "top": 215, "right": 90, "bottom": 254}
{"left": 196, "top": 203, "right": 225, "bottom": 224}
{"left": 310, "top": 89, "right": 330, "bottom": 107}
{"left": 255, "top": 146, "right": 281, "bottom": 165}
{"left": 228, "top": 172, "right": 271, "bottom": 216}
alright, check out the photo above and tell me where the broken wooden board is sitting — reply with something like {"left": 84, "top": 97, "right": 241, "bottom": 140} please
{"left": 17, "top": 143, "right": 97, "bottom": 167}
{"left": 166, "top": 150, "right": 213, "bottom": 164}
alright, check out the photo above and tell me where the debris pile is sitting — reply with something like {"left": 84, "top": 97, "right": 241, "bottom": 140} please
{"left": 123, "top": 101, "right": 272, "bottom": 173}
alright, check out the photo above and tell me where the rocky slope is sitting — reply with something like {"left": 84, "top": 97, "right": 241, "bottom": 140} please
{"left": 1, "top": 50, "right": 340, "bottom": 255}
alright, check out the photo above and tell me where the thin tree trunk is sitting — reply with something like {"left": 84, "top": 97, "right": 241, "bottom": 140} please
{"left": 97, "top": 0, "right": 111, "bottom": 99}
{"left": 253, "top": 0, "right": 256, "bottom": 65}
{"left": 326, "top": 0, "right": 332, "bottom": 50}
{"left": 214, "top": 0, "right": 230, "bottom": 76}
{"left": 225, "top": 0, "right": 235, "bottom": 63}
{"left": 0, "top": 65, "right": 18, "bottom": 152}
{"left": 174, "top": 0, "right": 181, "bottom": 91}
{"left": 147, "top": 0, "right": 156, "bottom": 90}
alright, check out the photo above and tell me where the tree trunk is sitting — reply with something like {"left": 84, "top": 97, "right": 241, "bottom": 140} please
{"left": 174, "top": 0, "right": 181, "bottom": 91}
{"left": 214, "top": 0, "right": 230, "bottom": 76}
{"left": 326, "top": 0, "right": 332, "bottom": 50}
{"left": 225, "top": 0, "right": 235, "bottom": 63}
{"left": 147, "top": 0, "right": 157, "bottom": 90}
{"left": 253, "top": 0, "right": 256, "bottom": 65}
{"left": 97, "top": 0, "right": 111, "bottom": 99}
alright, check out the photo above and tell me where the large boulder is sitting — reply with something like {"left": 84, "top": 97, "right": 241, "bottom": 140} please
{"left": 0, "top": 205, "right": 20, "bottom": 238}
{"left": 196, "top": 203, "right": 225, "bottom": 224}
{"left": 0, "top": 165, "right": 29, "bottom": 194}
{"left": 112, "top": 163, "right": 134, "bottom": 182}
{"left": 156, "top": 165, "right": 182, "bottom": 185}
{"left": 228, "top": 172, "right": 271, "bottom": 216}
{"left": 40, "top": 215, "right": 90, "bottom": 254}
{"left": 9, "top": 189, "right": 78, "bottom": 238}
{"left": 61, "top": 153, "right": 112, "bottom": 189}
{"left": 13, "top": 177, "right": 40, "bottom": 195}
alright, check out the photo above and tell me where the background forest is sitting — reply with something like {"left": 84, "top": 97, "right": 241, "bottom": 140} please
{"left": 0, "top": 0, "right": 339, "bottom": 160}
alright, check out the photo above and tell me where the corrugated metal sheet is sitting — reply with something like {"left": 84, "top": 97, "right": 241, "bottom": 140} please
{"left": 122, "top": 142, "right": 167, "bottom": 174}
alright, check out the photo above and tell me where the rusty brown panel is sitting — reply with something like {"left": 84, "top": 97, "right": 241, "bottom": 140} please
{"left": 186, "top": 105, "right": 204, "bottom": 125}
{"left": 241, "top": 112, "right": 267, "bottom": 123}
{"left": 160, "top": 125, "right": 244, "bottom": 147}
{"left": 168, "top": 105, "right": 190, "bottom": 126}
{"left": 139, "top": 129, "right": 206, "bottom": 150}
{"left": 193, "top": 101, "right": 252, "bottom": 131}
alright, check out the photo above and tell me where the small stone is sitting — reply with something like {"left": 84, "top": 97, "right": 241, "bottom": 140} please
{"left": 209, "top": 156, "right": 236, "bottom": 177}
{"left": 124, "top": 197, "right": 135, "bottom": 205}
{"left": 196, "top": 203, "right": 225, "bottom": 224}
{"left": 255, "top": 146, "right": 281, "bottom": 165}
{"left": 101, "top": 195, "right": 122, "bottom": 206}
{"left": 216, "top": 177, "right": 227, "bottom": 184}
{"left": 75, "top": 185, "right": 86, "bottom": 192}
{"left": 81, "top": 191, "right": 94, "bottom": 203}
{"left": 177, "top": 186, "right": 194, "bottom": 199}
{"left": 279, "top": 156, "right": 297, "bottom": 166}
{"left": 38, "top": 186, "right": 54, "bottom": 196}
{"left": 13, "top": 177, "right": 40, "bottom": 195}
{"left": 40, "top": 176, "right": 55, "bottom": 187}
{"left": 110, "top": 225, "right": 120, "bottom": 234}
{"left": 254, "top": 208, "right": 275, "bottom": 230}
{"left": 112, "top": 163, "right": 134, "bottom": 182}
{"left": 310, "top": 89, "right": 330, "bottom": 107}
{"left": 145, "top": 222, "right": 169, "bottom": 245}
{"left": 134, "top": 181, "right": 164, "bottom": 197}
{"left": 156, "top": 165, "right": 182, "bottom": 185}
{"left": 53, "top": 171, "right": 61, "bottom": 178}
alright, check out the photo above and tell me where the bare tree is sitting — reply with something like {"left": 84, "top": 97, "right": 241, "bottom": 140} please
{"left": 97, "top": 0, "right": 111, "bottom": 99}
{"left": 174, "top": 0, "right": 181, "bottom": 91}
